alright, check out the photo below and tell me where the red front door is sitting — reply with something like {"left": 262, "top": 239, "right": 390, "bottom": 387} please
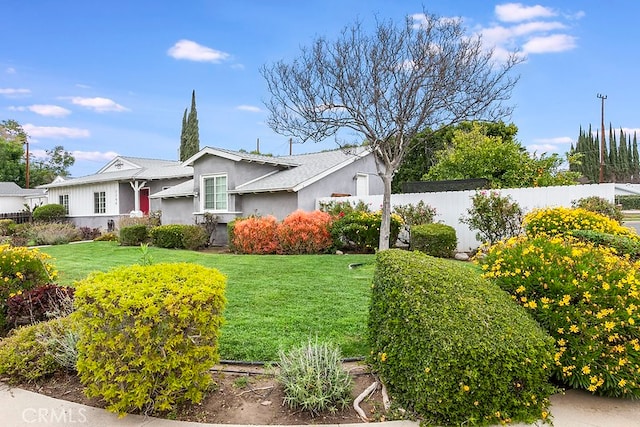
{"left": 140, "top": 188, "right": 149, "bottom": 214}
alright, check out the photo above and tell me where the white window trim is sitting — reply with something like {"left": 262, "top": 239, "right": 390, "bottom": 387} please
{"left": 200, "top": 173, "right": 229, "bottom": 213}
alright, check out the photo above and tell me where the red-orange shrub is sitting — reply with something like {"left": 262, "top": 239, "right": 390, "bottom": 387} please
{"left": 278, "top": 210, "right": 333, "bottom": 254}
{"left": 231, "top": 216, "right": 279, "bottom": 254}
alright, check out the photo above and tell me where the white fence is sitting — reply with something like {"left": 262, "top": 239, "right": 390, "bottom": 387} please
{"left": 317, "top": 183, "right": 617, "bottom": 252}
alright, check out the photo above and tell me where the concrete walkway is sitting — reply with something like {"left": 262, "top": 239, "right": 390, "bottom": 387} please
{"left": 2, "top": 384, "right": 639, "bottom": 427}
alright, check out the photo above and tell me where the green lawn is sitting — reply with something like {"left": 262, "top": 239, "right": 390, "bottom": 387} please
{"left": 40, "top": 241, "right": 375, "bottom": 362}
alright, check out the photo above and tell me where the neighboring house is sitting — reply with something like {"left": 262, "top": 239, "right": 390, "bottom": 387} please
{"left": 0, "top": 182, "right": 47, "bottom": 214}
{"left": 38, "top": 156, "right": 193, "bottom": 229}
{"left": 151, "top": 146, "right": 383, "bottom": 244}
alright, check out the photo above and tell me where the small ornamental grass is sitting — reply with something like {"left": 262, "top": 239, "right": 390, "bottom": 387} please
{"left": 479, "top": 236, "right": 640, "bottom": 398}
{"left": 74, "top": 263, "right": 227, "bottom": 416}
{"left": 277, "top": 339, "right": 353, "bottom": 416}
{"left": 523, "top": 207, "right": 636, "bottom": 239}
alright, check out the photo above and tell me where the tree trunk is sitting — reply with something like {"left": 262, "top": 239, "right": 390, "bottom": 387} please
{"left": 378, "top": 173, "right": 393, "bottom": 251}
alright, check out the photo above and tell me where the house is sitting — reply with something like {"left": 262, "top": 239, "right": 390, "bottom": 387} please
{"left": 38, "top": 156, "right": 193, "bottom": 229}
{"left": 151, "top": 146, "right": 383, "bottom": 244}
{"left": 0, "top": 182, "right": 47, "bottom": 214}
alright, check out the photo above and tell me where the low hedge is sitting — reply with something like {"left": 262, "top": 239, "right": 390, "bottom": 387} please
{"left": 369, "top": 250, "right": 555, "bottom": 426}
{"left": 119, "top": 224, "right": 149, "bottom": 246}
{"left": 569, "top": 229, "right": 640, "bottom": 259}
{"left": 32, "top": 204, "right": 66, "bottom": 223}
{"left": 74, "top": 263, "right": 227, "bottom": 415}
{"left": 524, "top": 207, "right": 635, "bottom": 239}
{"left": 616, "top": 195, "right": 640, "bottom": 210}
{"left": 330, "top": 211, "right": 402, "bottom": 252}
{"left": 149, "top": 224, "right": 209, "bottom": 250}
{"left": 410, "top": 223, "right": 457, "bottom": 257}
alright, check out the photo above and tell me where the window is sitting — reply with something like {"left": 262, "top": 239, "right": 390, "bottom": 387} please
{"left": 203, "top": 175, "right": 228, "bottom": 211}
{"left": 94, "top": 191, "right": 106, "bottom": 214}
{"left": 58, "top": 194, "right": 69, "bottom": 214}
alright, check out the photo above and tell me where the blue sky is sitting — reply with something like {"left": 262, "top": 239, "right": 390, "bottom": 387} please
{"left": 1, "top": 1, "right": 638, "bottom": 177}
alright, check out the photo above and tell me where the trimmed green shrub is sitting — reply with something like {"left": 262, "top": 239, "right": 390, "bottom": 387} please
{"left": 150, "top": 224, "right": 184, "bottom": 248}
{"left": 615, "top": 195, "right": 640, "bottom": 210}
{"left": 410, "top": 223, "right": 457, "bottom": 257}
{"left": 480, "top": 236, "right": 640, "bottom": 398}
{"left": 29, "top": 222, "right": 82, "bottom": 245}
{"left": 330, "top": 211, "right": 402, "bottom": 252}
{"left": 369, "top": 250, "right": 555, "bottom": 426}
{"left": 524, "top": 207, "right": 636, "bottom": 239}
{"left": 181, "top": 225, "right": 209, "bottom": 250}
{"left": 277, "top": 339, "right": 352, "bottom": 415}
{"left": 570, "top": 229, "right": 640, "bottom": 259}
{"left": 0, "top": 316, "right": 74, "bottom": 383}
{"left": 149, "top": 224, "right": 209, "bottom": 250}
{"left": 0, "top": 245, "right": 57, "bottom": 331}
{"left": 74, "top": 263, "right": 227, "bottom": 415}
{"left": 572, "top": 196, "right": 623, "bottom": 223}
{"left": 119, "top": 224, "right": 149, "bottom": 246}
{"left": 32, "top": 204, "right": 66, "bottom": 223}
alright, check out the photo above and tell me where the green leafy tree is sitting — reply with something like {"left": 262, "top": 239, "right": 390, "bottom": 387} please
{"left": 425, "top": 124, "right": 579, "bottom": 188}
{"left": 185, "top": 90, "right": 200, "bottom": 160}
{"left": 262, "top": 12, "right": 521, "bottom": 250}
{"left": 393, "top": 121, "right": 518, "bottom": 192}
{"left": 29, "top": 145, "right": 75, "bottom": 186}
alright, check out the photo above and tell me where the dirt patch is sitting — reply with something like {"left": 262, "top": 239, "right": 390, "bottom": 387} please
{"left": 12, "top": 362, "right": 391, "bottom": 425}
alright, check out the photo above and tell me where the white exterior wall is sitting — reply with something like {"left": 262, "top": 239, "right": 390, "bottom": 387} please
{"left": 318, "top": 183, "right": 617, "bottom": 252}
{"left": 0, "top": 196, "right": 28, "bottom": 213}
{"left": 46, "top": 182, "right": 120, "bottom": 217}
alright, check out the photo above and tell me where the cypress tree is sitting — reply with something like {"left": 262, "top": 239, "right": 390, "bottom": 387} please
{"left": 185, "top": 90, "right": 200, "bottom": 160}
{"left": 618, "top": 128, "right": 629, "bottom": 181}
{"left": 608, "top": 124, "right": 617, "bottom": 181}
{"left": 179, "top": 108, "right": 188, "bottom": 161}
{"left": 631, "top": 132, "right": 640, "bottom": 183}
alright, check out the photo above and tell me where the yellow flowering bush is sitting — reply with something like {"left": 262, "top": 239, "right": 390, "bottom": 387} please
{"left": 479, "top": 236, "right": 640, "bottom": 398}
{"left": 523, "top": 207, "right": 637, "bottom": 239}
{"left": 0, "top": 244, "right": 57, "bottom": 331}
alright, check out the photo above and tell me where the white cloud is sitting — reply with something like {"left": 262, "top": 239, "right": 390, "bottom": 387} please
{"left": 10, "top": 104, "right": 72, "bottom": 117}
{"left": 69, "top": 97, "right": 129, "bottom": 112}
{"left": 167, "top": 39, "right": 230, "bottom": 63}
{"left": 527, "top": 143, "right": 562, "bottom": 153}
{"left": 236, "top": 105, "right": 262, "bottom": 113}
{"left": 23, "top": 124, "right": 90, "bottom": 139}
{"left": 495, "top": 3, "right": 556, "bottom": 22}
{"left": 5, "top": 67, "right": 16, "bottom": 74}
{"left": 75, "top": 83, "right": 91, "bottom": 89}
{"left": 621, "top": 128, "right": 640, "bottom": 136}
{"left": 71, "top": 150, "right": 119, "bottom": 161}
{"left": 533, "top": 136, "right": 574, "bottom": 144}
{"left": 523, "top": 34, "right": 577, "bottom": 53}
{"left": 0, "top": 88, "right": 31, "bottom": 97}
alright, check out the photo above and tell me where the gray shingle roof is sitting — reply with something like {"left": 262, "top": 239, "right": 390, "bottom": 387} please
{"left": 0, "top": 182, "right": 46, "bottom": 196}
{"left": 232, "top": 146, "right": 371, "bottom": 193}
{"left": 39, "top": 157, "right": 193, "bottom": 189}
{"left": 149, "top": 179, "right": 194, "bottom": 199}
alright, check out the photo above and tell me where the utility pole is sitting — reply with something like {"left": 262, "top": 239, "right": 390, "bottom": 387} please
{"left": 597, "top": 93, "right": 607, "bottom": 183}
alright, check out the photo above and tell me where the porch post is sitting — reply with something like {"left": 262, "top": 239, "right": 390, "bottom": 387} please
{"left": 129, "top": 180, "right": 147, "bottom": 216}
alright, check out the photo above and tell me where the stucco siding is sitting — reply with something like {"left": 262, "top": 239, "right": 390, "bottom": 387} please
{"left": 158, "top": 198, "right": 194, "bottom": 225}
{"left": 240, "top": 192, "right": 298, "bottom": 220}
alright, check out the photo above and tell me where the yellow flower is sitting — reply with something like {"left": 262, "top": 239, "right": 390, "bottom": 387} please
{"left": 462, "top": 385, "right": 470, "bottom": 392}
{"left": 380, "top": 352, "right": 387, "bottom": 362}
{"left": 619, "top": 379, "right": 627, "bottom": 388}
{"left": 582, "top": 366, "right": 591, "bottom": 375}
{"left": 569, "top": 324, "right": 579, "bottom": 333}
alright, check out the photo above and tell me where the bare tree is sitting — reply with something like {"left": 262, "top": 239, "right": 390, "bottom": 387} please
{"left": 262, "top": 12, "right": 522, "bottom": 250}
